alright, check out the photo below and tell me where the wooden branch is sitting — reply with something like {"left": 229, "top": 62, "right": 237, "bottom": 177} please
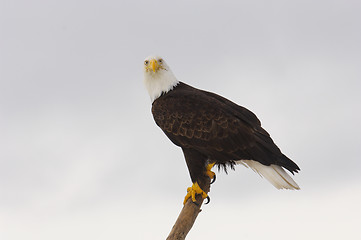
{"left": 166, "top": 180, "right": 210, "bottom": 240}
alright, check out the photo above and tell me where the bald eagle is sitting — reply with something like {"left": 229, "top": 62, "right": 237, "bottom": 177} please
{"left": 143, "top": 56, "right": 300, "bottom": 204}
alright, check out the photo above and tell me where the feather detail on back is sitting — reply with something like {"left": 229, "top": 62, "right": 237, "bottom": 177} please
{"left": 237, "top": 160, "right": 300, "bottom": 190}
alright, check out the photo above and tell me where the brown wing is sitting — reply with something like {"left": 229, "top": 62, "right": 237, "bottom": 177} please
{"left": 152, "top": 82, "right": 299, "bottom": 173}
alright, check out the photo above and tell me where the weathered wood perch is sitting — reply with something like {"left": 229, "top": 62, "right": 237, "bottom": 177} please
{"left": 166, "top": 179, "right": 211, "bottom": 240}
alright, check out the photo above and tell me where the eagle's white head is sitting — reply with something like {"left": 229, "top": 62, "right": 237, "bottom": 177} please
{"left": 143, "top": 55, "right": 179, "bottom": 102}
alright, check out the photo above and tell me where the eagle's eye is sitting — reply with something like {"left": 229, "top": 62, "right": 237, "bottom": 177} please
{"left": 144, "top": 60, "right": 149, "bottom": 65}
{"left": 158, "top": 59, "right": 163, "bottom": 63}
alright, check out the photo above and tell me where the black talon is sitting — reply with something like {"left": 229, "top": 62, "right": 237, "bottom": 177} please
{"left": 210, "top": 174, "right": 216, "bottom": 184}
{"left": 205, "top": 196, "right": 210, "bottom": 204}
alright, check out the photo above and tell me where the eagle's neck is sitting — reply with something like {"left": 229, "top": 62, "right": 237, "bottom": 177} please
{"left": 144, "top": 69, "right": 179, "bottom": 102}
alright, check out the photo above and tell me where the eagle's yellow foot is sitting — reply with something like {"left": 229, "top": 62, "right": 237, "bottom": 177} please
{"left": 183, "top": 182, "right": 208, "bottom": 205}
{"left": 206, "top": 162, "right": 216, "bottom": 184}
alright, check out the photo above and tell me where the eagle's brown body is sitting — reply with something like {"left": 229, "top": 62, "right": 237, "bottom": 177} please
{"left": 152, "top": 82, "right": 300, "bottom": 188}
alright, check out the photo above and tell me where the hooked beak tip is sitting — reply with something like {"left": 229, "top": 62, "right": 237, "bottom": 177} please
{"left": 150, "top": 59, "right": 158, "bottom": 73}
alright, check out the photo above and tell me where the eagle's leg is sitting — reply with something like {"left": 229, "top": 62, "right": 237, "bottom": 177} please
{"left": 182, "top": 149, "right": 210, "bottom": 205}
{"left": 183, "top": 182, "right": 208, "bottom": 205}
{"left": 206, "top": 162, "right": 216, "bottom": 184}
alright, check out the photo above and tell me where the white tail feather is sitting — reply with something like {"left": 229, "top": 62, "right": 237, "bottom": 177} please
{"left": 237, "top": 160, "right": 300, "bottom": 190}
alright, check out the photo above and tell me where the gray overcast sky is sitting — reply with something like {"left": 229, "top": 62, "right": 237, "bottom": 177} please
{"left": 1, "top": 0, "right": 360, "bottom": 239}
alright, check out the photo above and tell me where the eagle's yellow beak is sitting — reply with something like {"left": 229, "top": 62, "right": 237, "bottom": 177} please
{"left": 149, "top": 59, "right": 159, "bottom": 72}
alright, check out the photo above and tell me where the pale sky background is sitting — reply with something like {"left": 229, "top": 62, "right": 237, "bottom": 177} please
{"left": 1, "top": 0, "right": 361, "bottom": 239}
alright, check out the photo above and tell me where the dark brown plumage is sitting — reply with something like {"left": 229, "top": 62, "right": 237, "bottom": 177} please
{"left": 152, "top": 82, "right": 300, "bottom": 189}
